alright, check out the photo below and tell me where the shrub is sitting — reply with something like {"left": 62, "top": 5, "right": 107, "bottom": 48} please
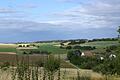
{"left": 73, "top": 46, "right": 96, "bottom": 50}
{"left": 18, "top": 45, "right": 22, "bottom": 47}
{"left": 44, "top": 55, "right": 60, "bottom": 73}
{"left": 44, "top": 55, "right": 60, "bottom": 80}
{"left": 0, "top": 62, "right": 10, "bottom": 71}
{"left": 66, "top": 46, "right": 72, "bottom": 49}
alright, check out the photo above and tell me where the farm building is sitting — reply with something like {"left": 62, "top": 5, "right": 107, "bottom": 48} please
{"left": 73, "top": 50, "right": 94, "bottom": 57}
{"left": 81, "top": 51, "right": 94, "bottom": 57}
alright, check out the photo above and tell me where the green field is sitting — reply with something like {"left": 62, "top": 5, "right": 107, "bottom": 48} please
{"left": 0, "top": 41, "right": 118, "bottom": 53}
{"left": 0, "top": 48, "right": 16, "bottom": 52}
{"left": 35, "top": 43, "right": 68, "bottom": 54}
{"left": 0, "top": 44, "right": 17, "bottom": 52}
{"left": 80, "top": 41, "right": 119, "bottom": 53}
{"left": 81, "top": 41, "right": 118, "bottom": 48}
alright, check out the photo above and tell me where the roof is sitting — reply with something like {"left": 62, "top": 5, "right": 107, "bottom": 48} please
{"left": 83, "top": 51, "right": 94, "bottom": 57}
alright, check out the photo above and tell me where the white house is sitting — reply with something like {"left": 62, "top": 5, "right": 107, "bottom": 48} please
{"left": 81, "top": 52, "right": 85, "bottom": 56}
{"left": 100, "top": 57, "right": 104, "bottom": 60}
{"left": 109, "top": 54, "right": 116, "bottom": 58}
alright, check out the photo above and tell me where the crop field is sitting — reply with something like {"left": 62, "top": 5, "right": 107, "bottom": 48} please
{"left": 36, "top": 43, "right": 68, "bottom": 54}
{"left": 0, "top": 41, "right": 119, "bottom": 80}
{"left": 0, "top": 54, "right": 75, "bottom": 68}
{"left": 0, "top": 46, "right": 118, "bottom": 76}
{"left": 0, "top": 41, "right": 118, "bottom": 53}
{"left": 0, "top": 68, "right": 105, "bottom": 80}
{"left": 80, "top": 41, "right": 119, "bottom": 53}
{"left": 0, "top": 44, "right": 17, "bottom": 52}
{"left": 0, "top": 67, "right": 119, "bottom": 80}
{"left": 80, "top": 41, "right": 118, "bottom": 48}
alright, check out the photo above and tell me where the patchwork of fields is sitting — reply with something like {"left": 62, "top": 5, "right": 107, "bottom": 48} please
{"left": 0, "top": 41, "right": 119, "bottom": 80}
{"left": 0, "top": 41, "right": 118, "bottom": 53}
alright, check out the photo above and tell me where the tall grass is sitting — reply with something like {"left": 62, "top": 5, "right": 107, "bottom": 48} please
{"left": 0, "top": 54, "right": 118, "bottom": 80}
{"left": 9, "top": 54, "right": 61, "bottom": 80}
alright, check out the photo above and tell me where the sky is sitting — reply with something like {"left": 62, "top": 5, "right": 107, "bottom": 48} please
{"left": 0, "top": 0, "right": 119, "bottom": 42}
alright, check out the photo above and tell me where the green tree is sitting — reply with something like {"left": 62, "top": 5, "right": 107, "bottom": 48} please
{"left": 118, "top": 26, "right": 120, "bottom": 34}
{"left": 118, "top": 26, "right": 120, "bottom": 42}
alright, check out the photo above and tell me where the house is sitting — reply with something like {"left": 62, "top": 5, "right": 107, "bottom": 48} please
{"left": 100, "top": 57, "right": 104, "bottom": 60}
{"left": 81, "top": 51, "right": 94, "bottom": 57}
{"left": 81, "top": 52, "right": 85, "bottom": 56}
{"left": 109, "top": 54, "right": 116, "bottom": 58}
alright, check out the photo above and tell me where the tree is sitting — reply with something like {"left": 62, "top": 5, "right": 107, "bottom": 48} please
{"left": 66, "top": 46, "right": 72, "bottom": 49}
{"left": 26, "top": 45, "right": 30, "bottom": 47}
{"left": 118, "top": 26, "right": 120, "bottom": 41}
{"left": 18, "top": 45, "right": 22, "bottom": 47}
{"left": 118, "top": 26, "right": 120, "bottom": 34}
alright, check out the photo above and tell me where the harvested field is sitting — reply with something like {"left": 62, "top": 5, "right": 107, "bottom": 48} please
{"left": 0, "top": 54, "right": 75, "bottom": 68}
{"left": 0, "top": 44, "right": 17, "bottom": 48}
{"left": 0, "top": 54, "right": 47, "bottom": 66}
{"left": 0, "top": 68, "right": 104, "bottom": 80}
{"left": 0, "top": 52, "right": 16, "bottom": 54}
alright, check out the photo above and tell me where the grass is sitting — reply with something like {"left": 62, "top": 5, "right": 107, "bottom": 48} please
{"left": 79, "top": 41, "right": 119, "bottom": 53}
{"left": 37, "top": 43, "right": 68, "bottom": 54}
{"left": 0, "top": 48, "right": 16, "bottom": 52}
{"left": 80, "top": 41, "right": 118, "bottom": 48}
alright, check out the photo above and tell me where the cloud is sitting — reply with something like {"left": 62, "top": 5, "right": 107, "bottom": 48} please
{"left": 0, "top": 19, "right": 60, "bottom": 32}
{"left": 57, "top": 0, "right": 86, "bottom": 4}
{"left": 49, "top": 0, "right": 120, "bottom": 29}
{"left": 0, "top": 8, "right": 17, "bottom": 13}
{"left": 1, "top": 0, "right": 119, "bottom": 32}
{"left": 58, "top": 0, "right": 120, "bottom": 4}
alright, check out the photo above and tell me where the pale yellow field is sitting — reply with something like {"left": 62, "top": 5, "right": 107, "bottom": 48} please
{"left": 0, "top": 67, "right": 120, "bottom": 80}
{"left": 0, "top": 68, "right": 104, "bottom": 80}
{"left": 0, "top": 44, "right": 17, "bottom": 48}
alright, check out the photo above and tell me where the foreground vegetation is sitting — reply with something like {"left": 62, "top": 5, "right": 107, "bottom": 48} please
{"left": 1, "top": 54, "right": 119, "bottom": 80}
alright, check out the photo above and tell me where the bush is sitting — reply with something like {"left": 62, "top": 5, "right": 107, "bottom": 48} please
{"left": 67, "top": 50, "right": 102, "bottom": 69}
{"left": 18, "top": 45, "right": 22, "bottom": 47}
{"left": 0, "top": 62, "right": 10, "bottom": 71}
{"left": 67, "top": 50, "right": 82, "bottom": 60}
{"left": 68, "top": 40, "right": 86, "bottom": 45}
{"left": 23, "top": 51, "right": 27, "bottom": 54}
{"left": 35, "top": 59, "right": 44, "bottom": 67}
{"left": 44, "top": 55, "right": 60, "bottom": 73}
{"left": 93, "top": 46, "right": 120, "bottom": 75}
{"left": 73, "top": 46, "right": 96, "bottom": 50}
{"left": 60, "top": 46, "right": 65, "bottom": 49}
{"left": 44, "top": 55, "right": 60, "bottom": 80}
{"left": 66, "top": 46, "right": 72, "bottom": 49}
